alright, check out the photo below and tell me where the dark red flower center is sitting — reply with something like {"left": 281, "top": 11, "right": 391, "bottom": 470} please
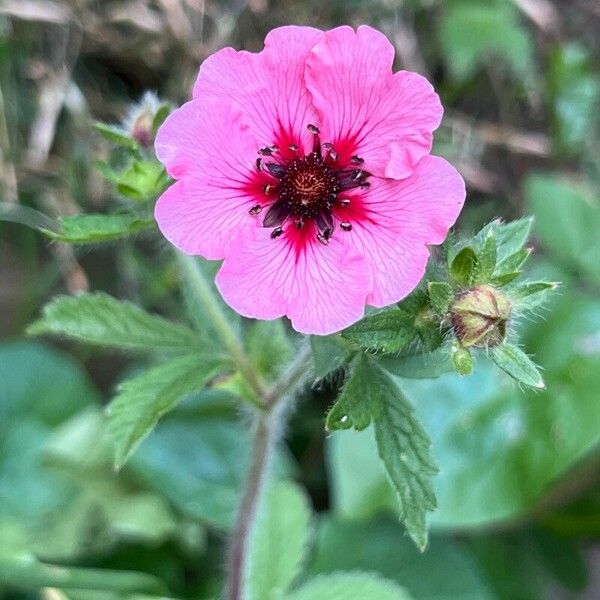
{"left": 249, "top": 125, "right": 370, "bottom": 244}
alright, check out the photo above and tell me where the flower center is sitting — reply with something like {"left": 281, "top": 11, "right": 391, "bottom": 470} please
{"left": 249, "top": 124, "right": 370, "bottom": 244}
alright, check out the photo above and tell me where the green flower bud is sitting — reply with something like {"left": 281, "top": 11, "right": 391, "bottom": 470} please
{"left": 450, "top": 284, "right": 511, "bottom": 348}
{"left": 451, "top": 346, "right": 473, "bottom": 376}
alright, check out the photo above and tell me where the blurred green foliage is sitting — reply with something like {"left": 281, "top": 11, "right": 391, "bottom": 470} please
{"left": 1, "top": 0, "right": 600, "bottom": 598}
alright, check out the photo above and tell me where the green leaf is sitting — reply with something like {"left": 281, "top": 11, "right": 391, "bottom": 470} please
{"left": 342, "top": 309, "right": 417, "bottom": 353}
{"left": 511, "top": 281, "right": 559, "bottom": 304}
{"left": 378, "top": 347, "right": 453, "bottom": 379}
{"left": 152, "top": 103, "right": 172, "bottom": 135}
{"left": 285, "top": 573, "right": 411, "bottom": 600}
{"left": 117, "top": 160, "right": 166, "bottom": 201}
{"left": 490, "top": 344, "right": 544, "bottom": 389}
{"left": 439, "top": 1, "right": 533, "bottom": 82}
{"left": 0, "top": 201, "right": 59, "bottom": 233}
{"left": 549, "top": 43, "right": 600, "bottom": 156}
{"left": 427, "top": 282, "right": 453, "bottom": 316}
{"left": 310, "top": 335, "right": 351, "bottom": 379}
{"left": 473, "top": 233, "right": 497, "bottom": 283}
{"left": 246, "top": 319, "right": 294, "bottom": 380}
{"left": 327, "top": 356, "right": 438, "bottom": 549}
{"left": 94, "top": 122, "right": 138, "bottom": 150}
{"left": 107, "top": 353, "right": 226, "bottom": 468}
{"left": 28, "top": 292, "right": 200, "bottom": 352}
{"left": 247, "top": 481, "right": 312, "bottom": 600}
{"left": 476, "top": 217, "right": 534, "bottom": 263}
{"left": 450, "top": 247, "right": 477, "bottom": 286}
{"left": 41, "top": 214, "right": 154, "bottom": 244}
{"left": 526, "top": 174, "right": 600, "bottom": 284}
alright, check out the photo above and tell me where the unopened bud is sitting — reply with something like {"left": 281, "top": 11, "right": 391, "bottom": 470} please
{"left": 451, "top": 346, "right": 473, "bottom": 376}
{"left": 450, "top": 284, "right": 511, "bottom": 348}
{"left": 124, "top": 92, "right": 168, "bottom": 148}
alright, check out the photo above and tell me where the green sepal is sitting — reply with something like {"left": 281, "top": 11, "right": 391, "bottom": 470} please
{"left": 427, "top": 281, "right": 454, "bottom": 315}
{"left": 451, "top": 246, "right": 477, "bottom": 286}
{"left": 491, "top": 343, "right": 545, "bottom": 388}
{"left": 472, "top": 232, "right": 497, "bottom": 283}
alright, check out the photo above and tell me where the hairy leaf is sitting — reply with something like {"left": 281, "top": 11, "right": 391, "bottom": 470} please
{"left": 427, "top": 282, "right": 453, "bottom": 316}
{"left": 450, "top": 247, "right": 477, "bottom": 286}
{"left": 491, "top": 344, "right": 544, "bottom": 389}
{"left": 107, "top": 354, "right": 225, "bottom": 468}
{"left": 342, "top": 309, "right": 417, "bottom": 353}
{"left": 246, "top": 482, "right": 312, "bottom": 600}
{"left": 28, "top": 293, "right": 200, "bottom": 352}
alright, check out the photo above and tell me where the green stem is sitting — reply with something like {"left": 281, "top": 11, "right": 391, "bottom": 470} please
{"left": 227, "top": 342, "right": 312, "bottom": 600}
{"left": 176, "top": 252, "right": 266, "bottom": 407}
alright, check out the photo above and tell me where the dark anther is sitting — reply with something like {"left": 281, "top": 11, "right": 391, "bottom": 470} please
{"left": 340, "top": 222, "right": 352, "bottom": 231}
{"left": 316, "top": 233, "right": 329, "bottom": 245}
{"left": 328, "top": 148, "right": 338, "bottom": 161}
{"left": 288, "top": 144, "right": 298, "bottom": 152}
{"left": 263, "top": 201, "right": 289, "bottom": 228}
{"left": 270, "top": 144, "right": 279, "bottom": 153}
{"left": 265, "top": 163, "right": 286, "bottom": 178}
{"left": 351, "top": 169, "right": 364, "bottom": 181}
{"left": 270, "top": 227, "right": 284, "bottom": 239}
{"left": 351, "top": 155, "right": 364, "bottom": 164}
{"left": 295, "top": 219, "right": 304, "bottom": 229}
{"left": 322, "top": 142, "right": 333, "bottom": 149}
{"left": 259, "top": 146, "right": 273, "bottom": 156}
{"left": 263, "top": 184, "right": 275, "bottom": 195}
{"left": 256, "top": 158, "right": 263, "bottom": 171}
{"left": 340, "top": 199, "right": 351, "bottom": 207}
{"left": 249, "top": 204, "right": 262, "bottom": 215}
{"left": 307, "top": 124, "right": 320, "bottom": 134}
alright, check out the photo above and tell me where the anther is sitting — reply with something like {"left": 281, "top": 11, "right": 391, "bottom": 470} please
{"left": 249, "top": 204, "right": 262, "bottom": 215}
{"left": 256, "top": 158, "right": 263, "bottom": 171}
{"left": 259, "top": 146, "right": 273, "bottom": 156}
{"left": 340, "top": 199, "right": 351, "bottom": 207}
{"left": 328, "top": 148, "right": 338, "bottom": 161}
{"left": 265, "top": 163, "right": 286, "bottom": 178}
{"left": 288, "top": 144, "right": 298, "bottom": 152}
{"left": 307, "top": 124, "right": 320, "bottom": 134}
{"left": 270, "top": 227, "right": 284, "bottom": 239}
{"left": 340, "top": 222, "right": 352, "bottom": 231}
{"left": 316, "top": 233, "right": 329, "bottom": 245}
{"left": 351, "top": 155, "right": 364, "bottom": 164}
{"left": 352, "top": 169, "right": 364, "bottom": 181}
{"left": 263, "top": 184, "right": 275, "bottom": 195}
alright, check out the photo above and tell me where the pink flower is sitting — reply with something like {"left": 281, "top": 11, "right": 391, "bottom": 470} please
{"left": 155, "top": 25, "right": 465, "bottom": 335}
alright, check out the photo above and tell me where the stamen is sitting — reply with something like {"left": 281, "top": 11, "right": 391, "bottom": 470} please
{"left": 259, "top": 146, "right": 274, "bottom": 156}
{"left": 340, "top": 222, "right": 352, "bottom": 231}
{"left": 352, "top": 169, "right": 364, "bottom": 181}
{"left": 249, "top": 204, "right": 262, "bottom": 215}
{"left": 256, "top": 158, "right": 263, "bottom": 171}
{"left": 316, "top": 233, "right": 329, "bottom": 245}
{"left": 288, "top": 144, "right": 298, "bottom": 152}
{"left": 307, "top": 124, "right": 320, "bottom": 134}
{"left": 340, "top": 199, "right": 351, "bottom": 207}
{"left": 270, "top": 227, "right": 284, "bottom": 239}
{"left": 263, "top": 184, "right": 275, "bottom": 195}
{"left": 265, "top": 163, "right": 286, "bottom": 178}
{"left": 351, "top": 155, "right": 364, "bottom": 164}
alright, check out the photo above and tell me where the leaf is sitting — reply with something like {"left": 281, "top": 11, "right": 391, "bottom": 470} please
{"left": 117, "top": 160, "right": 167, "bottom": 201}
{"left": 439, "top": 1, "right": 533, "bottom": 82}
{"left": 285, "top": 572, "right": 411, "bottom": 600}
{"left": 106, "top": 354, "right": 226, "bottom": 468}
{"left": 342, "top": 309, "right": 417, "bottom": 353}
{"left": 94, "top": 122, "right": 138, "bottom": 150}
{"left": 246, "top": 319, "right": 294, "bottom": 380}
{"left": 310, "top": 335, "right": 352, "bottom": 379}
{"left": 475, "top": 217, "right": 534, "bottom": 263}
{"left": 526, "top": 174, "right": 600, "bottom": 284}
{"left": 495, "top": 248, "right": 531, "bottom": 277}
{"left": 450, "top": 247, "right": 477, "bottom": 286}
{"left": 511, "top": 281, "right": 559, "bottom": 305}
{"left": 327, "top": 356, "right": 438, "bottom": 549}
{"left": 41, "top": 214, "right": 154, "bottom": 244}
{"left": 548, "top": 43, "right": 600, "bottom": 156}
{"left": 378, "top": 347, "right": 453, "bottom": 379}
{"left": 472, "top": 233, "right": 497, "bottom": 283}
{"left": 490, "top": 344, "right": 544, "bottom": 389}
{"left": 0, "top": 201, "right": 59, "bottom": 233}
{"left": 152, "top": 103, "right": 172, "bottom": 135}
{"left": 246, "top": 481, "right": 312, "bottom": 600}
{"left": 28, "top": 293, "right": 201, "bottom": 352}
{"left": 427, "top": 282, "right": 453, "bottom": 316}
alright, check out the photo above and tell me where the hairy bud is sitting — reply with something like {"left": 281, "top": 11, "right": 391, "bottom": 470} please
{"left": 450, "top": 284, "right": 511, "bottom": 348}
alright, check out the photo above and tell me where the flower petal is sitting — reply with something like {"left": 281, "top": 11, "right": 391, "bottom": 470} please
{"left": 215, "top": 225, "right": 372, "bottom": 335}
{"left": 344, "top": 155, "right": 466, "bottom": 306}
{"left": 193, "top": 26, "right": 324, "bottom": 154}
{"left": 305, "top": 25, "right": 443, "bottom": 179}
{"left": 154, "top": 100, "right": 264, "bottom": 259}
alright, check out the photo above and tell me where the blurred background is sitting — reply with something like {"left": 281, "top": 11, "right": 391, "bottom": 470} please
{"left": 1, "top": 0, "right": 600, "bottom": 598}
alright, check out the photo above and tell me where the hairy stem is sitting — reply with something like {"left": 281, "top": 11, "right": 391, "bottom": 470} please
{"left": 227, "top": 343, "right": 312, "bottom": 600}
{"left": 176, "top": 252, "right": 266, "bottom": 407}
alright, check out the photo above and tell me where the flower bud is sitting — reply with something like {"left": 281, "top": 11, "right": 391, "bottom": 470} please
{"left": 450, "top": 284, "right": 511, "bottom": 348}
{"left": 451, "top": 346, "right": 473, "bottom": 376}
{"left": 124, "top": 92, "right": 168, "bottom": 148}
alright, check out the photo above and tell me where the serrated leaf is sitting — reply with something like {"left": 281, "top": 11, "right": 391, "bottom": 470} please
{"left": 94, "top": 122, "right": 138, "bottom": 150}
{"left": 246, "top": 319, "right": 294, "bottom": 380}
{"left": 476, "top": 217, "right": 534, "bottom": 263}
{"left": 511, "top": 281, "right": 559, "bottom": 305}
{"left": 450, "top": 247, "right": 477, "bottom": 286}
{"left": 370, "top": 368, "right": 438, "bottom": 550}
{"left": 107, "top": 354, "right": 225, "bottom": 468}
{"left": 495, "top": 247, "right": 531, "bottom": 277}
{"left": 28, "top": 293, "right": 200, "bottom": 352}
{"left": 491, "top": 271, "right": 521, "bottom": 286}
{"left": 327, "top": 356, "right": 438, "bottom": 549}
{"left": 326, "top": 356, "right": 375, "bottom": 432}
{"left": 285, "top": 572, "right": 411, "bottom": 600}
{"left": 473, "top": 233, "right": 497, "bottom": 283}
{"left": 41, "top": 214, "right": 154, "bottom": 244}
{"left": 491, "top": 344, "right": 544, "bottom": 389}
{"left": 342, "top": 309, "right": 417, "bottom": 353}
{"left": 247, "top": 481, "right": 312, "bottom": 600}
{"left": 427, "top": 282, "right": 453, "bottom": 316}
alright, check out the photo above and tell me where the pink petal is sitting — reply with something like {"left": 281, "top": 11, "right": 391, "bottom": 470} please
{"left": 344, "top": 155, "right": 466, "bottom": 307}
{"left": 305, "top": 25, "right": 443, "bottom": 180}
{"left": 215, "top": 225, "right": 372, "bottom": 335}
{"left": 193, "top": 26, "right": 324, "bottom": 154}
{"left": 154, "top": 100, "right": 264, "bottom": 259}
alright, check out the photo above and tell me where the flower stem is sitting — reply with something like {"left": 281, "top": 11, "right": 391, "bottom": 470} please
{"left": 176, "top": 252, "right": 266, "bottom": 407}
{"left": 227, "top": 343, "right": 312, "bottom": 600}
